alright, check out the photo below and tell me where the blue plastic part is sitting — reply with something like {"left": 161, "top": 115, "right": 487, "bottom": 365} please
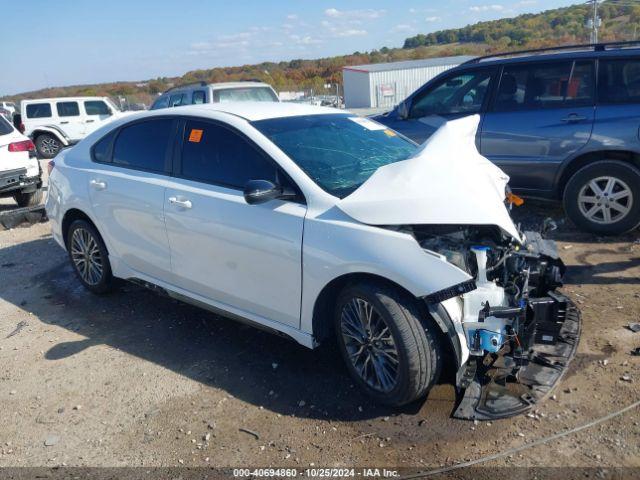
{"left": 471, "top": 245, "right": 490, "bottom": 252}
{"left": 469, "top": 329, "right": 505, "bottom": 354}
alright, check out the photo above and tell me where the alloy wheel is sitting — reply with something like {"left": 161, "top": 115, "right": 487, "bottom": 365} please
{"left": 340, "top": 297, "right": 399, "bottom": 393}
{"left": 40, "top": 136, "right": 60, "bottom": 156}
{"left": 577, "top": 176, "right": 633, "bottom": 225}
{"left": 70, "top": 228, "right": 104, "bottom": 286}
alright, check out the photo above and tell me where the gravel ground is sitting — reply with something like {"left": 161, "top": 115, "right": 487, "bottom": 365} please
{"left": 0, "top": 188, "right": 639, "bottom": 471}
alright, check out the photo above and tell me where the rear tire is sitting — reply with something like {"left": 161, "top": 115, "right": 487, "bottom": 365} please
{"left": 35, "top": 133, "right": 62, "bottom": 159}
{"left": 334, "top": 281, "right": 442, "bottom": 407}
{"left": 563, "top": 160, "right": 640, "bottom": 235}
{"left": 66, "top": 219, "right": 114, "bottom": 294}
{"left": 13, "top": 189, "right": 43, "bottom": 208}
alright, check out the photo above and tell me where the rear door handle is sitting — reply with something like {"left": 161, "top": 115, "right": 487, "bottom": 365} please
{"left": 86, "top": 119, "right": 95, "bottom": 123}
{"left": 561, "top": 113, "right": 588, "bottom": 123}
{"left": 60, "top": 121, "right": 69, "bottom": 124}
{"left": 168, "top": 196, "right": 192, "bottom": 209}
{"left": 90, "top": 179, "right": 107, "bottom": 190}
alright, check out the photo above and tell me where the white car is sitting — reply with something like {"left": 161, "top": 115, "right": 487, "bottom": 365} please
{"left": 0, "top": 101, "right": 17, "bottom": 117}
{"left": 46, "top": 103, "right": 580, "bottom": 419}
{"left": 0, "top": 115, "right": 42, "bottom": 207}
{"left": 20, "top": 96, "right": 128, "bottom": 159}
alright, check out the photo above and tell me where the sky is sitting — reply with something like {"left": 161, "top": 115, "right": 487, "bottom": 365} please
{"left": 1, "top": 0, "right": 580, "bottom": 95}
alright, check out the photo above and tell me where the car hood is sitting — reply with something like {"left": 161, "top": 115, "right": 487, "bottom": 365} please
{"left": 338, "top": 115, "right": 521, "bottom": 241}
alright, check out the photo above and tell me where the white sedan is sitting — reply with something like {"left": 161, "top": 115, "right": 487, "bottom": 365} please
{"left": 45, "top": 102, "right": 579, "bottom": 419}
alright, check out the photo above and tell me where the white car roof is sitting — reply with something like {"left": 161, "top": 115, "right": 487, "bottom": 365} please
{"left": 21, "top": 96, "right": 108, "bottom": 104}
{"left": 208, "top": 82, "right": 273, "bottom": 90}
{"left": 147, "top": 102, "right": 346, "bottom": 122}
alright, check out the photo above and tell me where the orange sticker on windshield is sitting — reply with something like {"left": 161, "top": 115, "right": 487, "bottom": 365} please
{"left": 384, "top": 129, "right": 397, "bottom": 137}
{"left": 189, "top": 129, "right": 203, "bottom": 143}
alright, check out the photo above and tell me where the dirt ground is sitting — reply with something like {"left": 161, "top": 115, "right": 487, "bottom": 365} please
{"left": 0, "top": 186, "right": 639, "bottom": 472}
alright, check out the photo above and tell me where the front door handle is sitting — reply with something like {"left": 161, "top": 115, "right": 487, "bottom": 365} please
{"left": 89, "top": 179, "right": 107, "bottom": 190}
{"left": 168, "top": 196, "right": 192, "bottom": 209}
{"left": 60, "top": 121, "right": 69, "bottom": 124}
{"left": 86, "top": 119, "right": 95, "bottom": 123}
{"left": 561, "top": 113, "right": 588, "bottom": 123}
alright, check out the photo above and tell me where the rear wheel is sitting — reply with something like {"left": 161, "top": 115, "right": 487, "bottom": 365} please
{"left": 563, "top": 160, "right": 640, "bottom": 235}
{"left": 13, "top": 189, "right": 43, "bottom": 207}
{"left": 334, "top": 281, "right": 441, "bottom": 407}
{"left": 66, "top": 220, "right": 114, "bottom": 294}
{"left": 35, "top": 133, "right": 62, "bottom": 159}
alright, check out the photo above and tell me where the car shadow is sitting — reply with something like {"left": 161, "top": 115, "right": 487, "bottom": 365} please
{"left": 565, "top": 250, "right": 640, "bottom": 285}
{"left": 0, "top": 236, "right": 432, "bottom": 421}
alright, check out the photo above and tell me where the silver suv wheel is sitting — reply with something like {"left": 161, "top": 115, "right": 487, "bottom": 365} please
{"left": 577, "top": 176, "right": 633, "bottom": 225}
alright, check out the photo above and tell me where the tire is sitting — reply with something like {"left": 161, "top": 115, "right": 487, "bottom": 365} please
{"left": 563, "top": 160, "right": 640, "bottom": 235}
{"left": 13, "top": 189, "right": 43, "bottom": 208}
{"left": 35, "top": 133, "right": 62, "bottom": 159}
{"left": 66, "top": 219, "right": 114, "bottom": 294}
{"left": 334, "top": 281, "right": 442, "bottom": 407}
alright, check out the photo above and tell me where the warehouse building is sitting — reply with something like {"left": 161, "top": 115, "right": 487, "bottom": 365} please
{"left": 342, "top": 55, "right": 475, "bottom": 109}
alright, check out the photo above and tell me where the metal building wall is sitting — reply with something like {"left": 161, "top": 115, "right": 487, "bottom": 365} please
{"left": 369, "top": 63, "right": 460, "bottom": 109}
{"left": 343, "top": 69, "right": 372, "bottom": 108}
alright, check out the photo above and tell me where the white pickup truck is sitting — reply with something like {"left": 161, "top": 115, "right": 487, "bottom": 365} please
{"left": 19, "top": 97, "right": 129, "bottom": 158}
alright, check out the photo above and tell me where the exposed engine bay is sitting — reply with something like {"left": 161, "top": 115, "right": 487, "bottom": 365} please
{"left": 411, "top": 224, "right": 581, "bottom": 420}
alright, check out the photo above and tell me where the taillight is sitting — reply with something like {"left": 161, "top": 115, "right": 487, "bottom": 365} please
{"left": 8, "top": 140, "right": 35, "bottom": 152}
{"left": 47, "top": 160, "right": 55, "bottom": 175}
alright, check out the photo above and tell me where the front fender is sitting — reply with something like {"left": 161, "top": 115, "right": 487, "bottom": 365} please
{"left": 300, "top": 207, "right": 472, "bottom": 335}
{"left": 30, "top": 126, "right": 71, "bottom": 145}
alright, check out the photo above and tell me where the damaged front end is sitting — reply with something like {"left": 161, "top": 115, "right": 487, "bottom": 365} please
{"left": 413, "top": 224, "right": 581, "bottom": 420}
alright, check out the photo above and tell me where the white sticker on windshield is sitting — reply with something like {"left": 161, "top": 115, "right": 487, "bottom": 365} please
{"left": 348, "top": 117, "right": 387, "bottom": 131}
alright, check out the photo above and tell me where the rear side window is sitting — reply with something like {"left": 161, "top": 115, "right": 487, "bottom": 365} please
{"left": 213, "top": 87, "right": 278, "bottom": 103}
{"left": 85, "top": 100, "right": 110, "bottom": 115}
{"left": 26, "top": 103, "right": 52, "bottom": 118}
{"left": 169, "top": 93, "right": 188, "bottom": 107}
{"left": 0, "top": 116, "right": 13, "bottom": 135}
{"left": 112, "top": 119, "right": 174, "bottom": 173}
{"left": 598, "top": 58, "right": 640, "bottom": 104}
{"left": 493, "top": 61, "right": 594, "bottom": 111}
{"left": 192, "top": 90, "right": 206, "bottom": 104}
{"left": 180, "top": 120, "right": 277, "bottom": 188}
{"left": 91, "top": 130, "right": 117, "bottom": 163}
{"left": 57, "top": 101, "right": 80, "bottom": 117}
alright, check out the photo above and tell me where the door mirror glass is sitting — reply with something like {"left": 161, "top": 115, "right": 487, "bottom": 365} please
{"left": 243, "top": 179, "right": 283, "bottom": 205}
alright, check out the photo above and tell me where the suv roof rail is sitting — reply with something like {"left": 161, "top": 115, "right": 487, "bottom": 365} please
{"left": 462, "top": 40, "right": 640, "bottom": 65}
{"left": 162, "top": 81, "right": 208, "bottom": 94}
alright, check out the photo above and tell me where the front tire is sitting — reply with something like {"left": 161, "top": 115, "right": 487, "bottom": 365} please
{"left": 66, "top": 220, "right": 114, "bottom": 294}
{"left": 563, "top": 160, "right": 640, "bottom": 235}
{"left": 35, "top": 133, "right": 62, "bottom": 159}
{"left": 334, "top": 281, "right": 442, "bottom": 407}
{"left": 13, "top": 189, "right": 43, "bottom": 207}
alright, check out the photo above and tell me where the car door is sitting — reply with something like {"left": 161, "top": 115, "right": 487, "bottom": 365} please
{"left": 87, "top": 118, "right": 176, "bottom": 280}
{"left": 83, "top": 99, "right": 115, "bottom": 134}
{"left": 164, "top": 118, "right": 306, "bottom": 328}
{"left": 56, "top": 101, "right": 85, "bottom": 140}
{"left": 388, "top": 68, "right": 496, "bottom": 144}
{"left": 480, "top": 60, "right": 596, "bottom": 195}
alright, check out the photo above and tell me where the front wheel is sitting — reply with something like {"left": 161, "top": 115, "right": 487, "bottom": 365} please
{"left": 35, "top": 133, "right": 62, "bottom": 159}
{"left": 563, "top": 160, "right": 640, "bottom": 235}
{"left": 334, "top": 281, "right": 442, "bottom": 407}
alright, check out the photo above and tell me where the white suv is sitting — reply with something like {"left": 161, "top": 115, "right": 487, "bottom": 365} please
{"left": 46, "top": 103, "right": 580, "bottom": 419}
{"left": 0, "top": 115, "right": 42, "bottom": 207}
{"left": 150, "top": 81, "right": 279, "bottom": 110}
{"left": 20, "top": 96, "right": 126, "bottom": 159}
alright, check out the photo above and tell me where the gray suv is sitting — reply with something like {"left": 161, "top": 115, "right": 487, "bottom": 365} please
{"left": 151, "top": 81, "right": 279, "bottom": 110}
{"left": 374, "top": 42, "right": 640, "bottom": 235}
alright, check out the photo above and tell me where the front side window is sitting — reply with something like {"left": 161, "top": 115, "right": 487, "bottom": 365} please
{"left": 213, "top": 87, "right": 278, "bottom": 103}
{"left": 112, "top": 119, "right": 173, "bottom": 173}
{"left": 493, "top": 61, "right": 594, "bottom": 112}
{"left": 410, "top": 70, "right": 493, "bottom": 118}
{"left": 85, "top": 100, "right": 111, "bottom": 115}
{"left": 57, "top": 101, "right": 80, "bottom": 117}
{"left": 192, "top": 91, "right": 206, "bottom": 104}
{"left": 180, "top": 120, "right": 277, "bottom": 188}
{"left": 26, "top": 103, "right": 52, "bottom": 118}
{"left": 598, "top": 58, "right": 640, "bottom": 104}
{"left": 151, "top": 96, "right": 170, "bottom": 110}
{"left": 253, "top": 114, "right": 417, "bottom": 198}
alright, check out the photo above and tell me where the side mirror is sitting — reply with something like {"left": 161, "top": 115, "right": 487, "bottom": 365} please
{"left": 397, "top": 100, "right": 410, "bottom": 120}
{"left": 243, "top": 179, "right": 283, "bottom": 205}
